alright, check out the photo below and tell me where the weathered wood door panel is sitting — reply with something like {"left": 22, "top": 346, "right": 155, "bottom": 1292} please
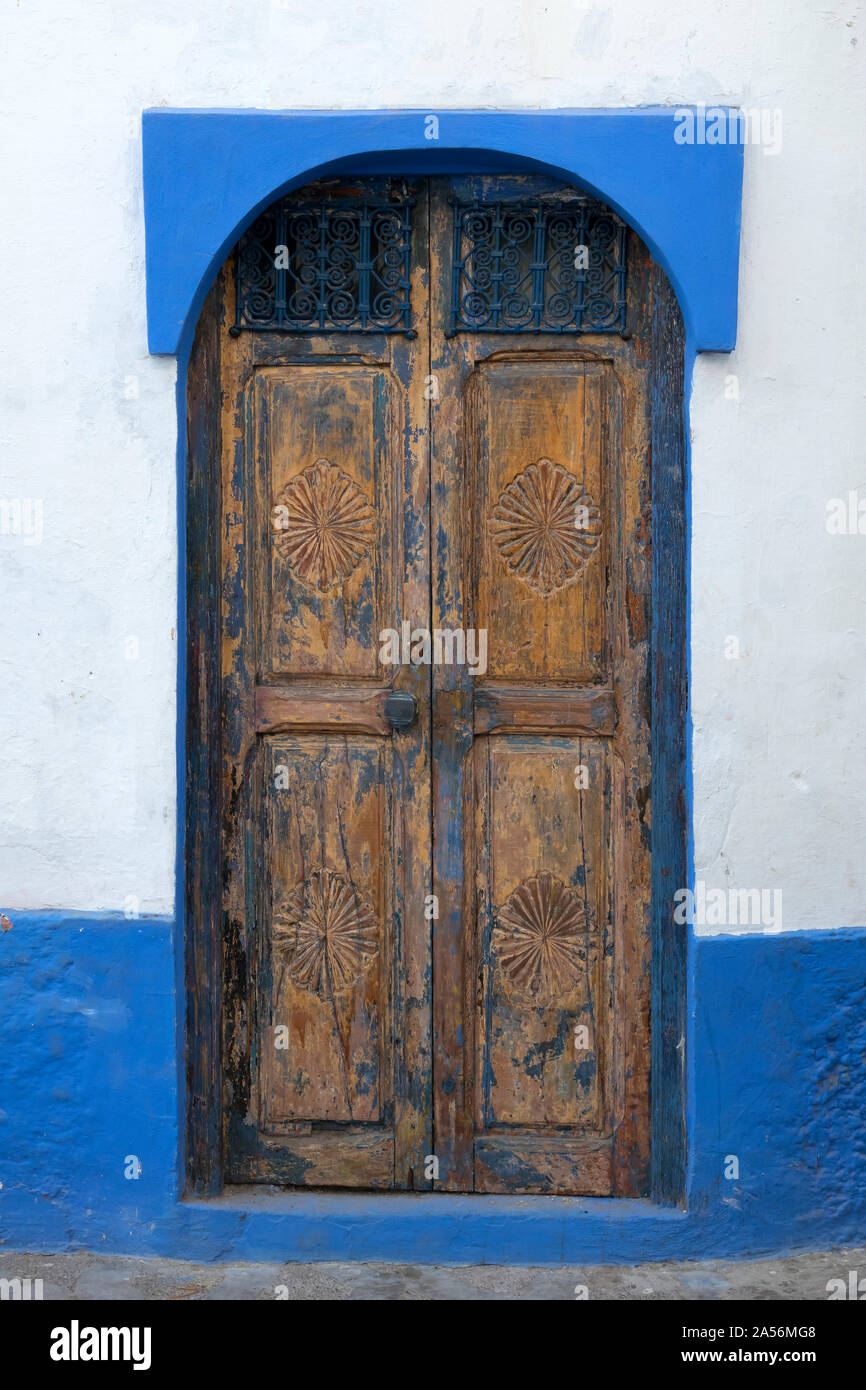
{"left": 253, "top": 364, "right": 398, "bottom": 680}
{"left": 472, "top": 736, "right": 616, "bottom": 1194}
{"left": 473, "top": 359, "right": 610, "bottom": 684}
{"left": 208, "top": 175, "right": 653, "bottom": 1194}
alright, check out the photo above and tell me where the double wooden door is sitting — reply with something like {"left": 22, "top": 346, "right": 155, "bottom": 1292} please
{"left": 209, "top": 176, "right": 652, "bottom": 1194}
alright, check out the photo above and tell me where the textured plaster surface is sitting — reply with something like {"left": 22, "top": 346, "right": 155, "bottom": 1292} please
{"left": 0, "top": 2, "right": 864, "bottom": 928}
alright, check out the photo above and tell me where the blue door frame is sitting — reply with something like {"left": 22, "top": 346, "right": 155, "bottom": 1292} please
{"left": 154, "top": 106, "right": 740, "bottom": 1213}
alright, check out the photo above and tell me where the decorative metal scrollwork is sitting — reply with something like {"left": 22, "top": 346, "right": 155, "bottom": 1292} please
{"left": 234, "top": 196, "right": 414, "bottom": 335}
{"left": 449, "top": 198, "right": 627, "bottom": 334}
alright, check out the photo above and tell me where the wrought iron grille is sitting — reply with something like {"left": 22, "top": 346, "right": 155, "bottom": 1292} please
{"left": 449, "top": 199, "right": 627, "bottom": 334}
{"left": 234, "top": 196, "right": 414, "bottom": 335}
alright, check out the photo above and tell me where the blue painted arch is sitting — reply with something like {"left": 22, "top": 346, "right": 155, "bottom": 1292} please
{"left": 142, "top": 108, "right": 743, "bottom": 358}
{"left": 145, "top": 106, "right": 737, "bottom": 1229}
{"left": 150, "top": 106, "right": 735, "bottom": 1208}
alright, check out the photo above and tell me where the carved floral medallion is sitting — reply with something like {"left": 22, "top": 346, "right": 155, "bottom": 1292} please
{"left": 272, "top": 869, "right": 379, "bottom": 998}
{"left": 492, "top": 871, "right": 594, "bottom": 1003}
{"left": 489, "top": 457, "right": 601, "bottom": 596}
{"left": 273, "top": 458, "right": 375, "bottom": 593}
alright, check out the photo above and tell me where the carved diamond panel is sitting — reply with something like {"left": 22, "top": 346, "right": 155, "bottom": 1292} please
{"left": 489, "top": 457, "right": 602, "bottom": 596}
{"left": 272, "top": 868, "right": 379, "bottom": 998}
{"left": 492, "top": 871, "right": 595, "bottom": 1004}
{"left": 272, "top": 458, "right": 375, "bottom": 593}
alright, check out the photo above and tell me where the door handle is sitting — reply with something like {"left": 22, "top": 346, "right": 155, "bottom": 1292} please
{"left": 384, "top": 690, "right": 417, "bottom": 730}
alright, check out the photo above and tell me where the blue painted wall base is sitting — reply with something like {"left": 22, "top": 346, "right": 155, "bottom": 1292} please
{"left": 3, "top": 915, "right": 864, "bottom": 1264}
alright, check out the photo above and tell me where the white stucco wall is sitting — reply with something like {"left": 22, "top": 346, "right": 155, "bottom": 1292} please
{"left": 1, "top": 0, "right": 863, "bottom": 928}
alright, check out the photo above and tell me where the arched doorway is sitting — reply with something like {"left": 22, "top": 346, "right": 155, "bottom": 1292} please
{"left": 185, "top": 172, "right": 686, "bottom": 1197}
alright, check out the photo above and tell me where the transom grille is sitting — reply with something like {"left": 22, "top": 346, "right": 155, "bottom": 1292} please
{"left": 232, "top": 187, "right": 628, "bottom": 338}
{"left": 234, "top": 196, "right": 414, "bottom": 335}
{"left": 449, "top": 198, "right": 627, "bottom": 335}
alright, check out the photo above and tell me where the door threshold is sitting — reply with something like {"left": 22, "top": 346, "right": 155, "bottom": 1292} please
{"left": 175, "top": 1185, "right": 690, "bottom": 1266}
{"left": 184, "top": 1184, "right": 681, "bottom": 1213}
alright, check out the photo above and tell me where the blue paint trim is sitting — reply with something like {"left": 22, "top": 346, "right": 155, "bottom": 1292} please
{"left": 150, "top": 109, "right": 738, "bottom": 1218}
{"left": 3, "top": 914, "right": 865, "bottom": 1262}
{"left": 142, "top": 108, "right": 742, "bottom": 356}
{"left": 174, "top": 357, "right": 190, "bottom": 1201}
{"left": 649, "top": 283, "right": 691, "bottom": 1202}
{"left": 138, "top": 108, "right": 737, "bottom": 1249}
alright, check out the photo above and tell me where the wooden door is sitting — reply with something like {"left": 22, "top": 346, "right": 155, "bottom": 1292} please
{"left": 217, "top": 180, "right": 432, "bottom": 1189}
{"left": 429, "top": 180, "right": 652, "bottom": 1195}
{"left": 205, "top": 175, "right": 653, "bottom": 1194}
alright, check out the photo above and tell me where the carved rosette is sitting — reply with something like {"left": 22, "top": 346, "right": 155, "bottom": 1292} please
{"left": 492, "top": 871, "right": 595, "bottom": 1003}
{"left": 272, "top": 869, "right": 379, "bottom": 998}
{"left": 489, "top": 457, "right": 601, "bottom": 596}
{"left": 273, "top": 458, "right": 375, "bottom": 592}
